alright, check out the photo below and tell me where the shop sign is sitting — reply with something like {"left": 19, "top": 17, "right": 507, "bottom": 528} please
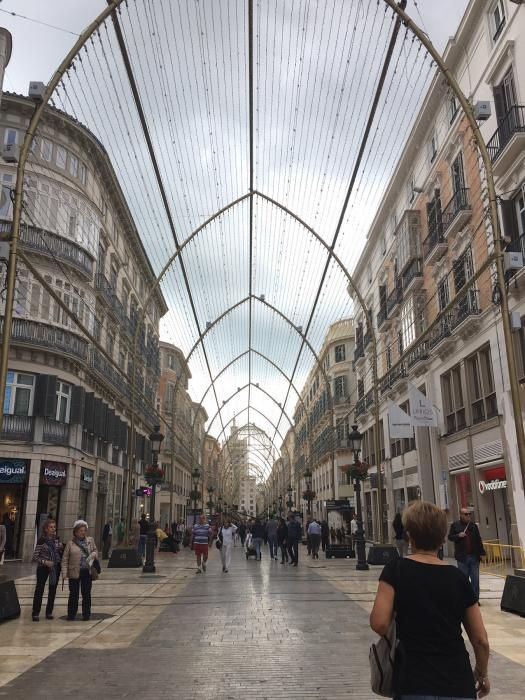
{"left": 479, "top": 479, "right": 507, "bottom": 494}
{"left": 80, "top": 468, "right": 94, "bottom": 490}
{"left": 0, "top": 459, "right": 27, "bottom": 484}
{"left": 40, "top": 461, "right": 67, "bottom": 486}
{"left": 326, "top": 499, "right": 353, "bottom": 511}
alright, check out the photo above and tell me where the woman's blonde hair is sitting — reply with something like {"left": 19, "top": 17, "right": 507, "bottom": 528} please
{"left": 402, "top": 500, "right": 447, "bottom": 551}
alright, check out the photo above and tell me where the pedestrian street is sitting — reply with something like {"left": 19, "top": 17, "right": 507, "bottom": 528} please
{"left": 2, "top": 545, "right": 525, "bottom": 699}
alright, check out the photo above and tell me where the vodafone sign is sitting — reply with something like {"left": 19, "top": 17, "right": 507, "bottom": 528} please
{"left": 478, "top": 479, "right": 507, "bottom": 494}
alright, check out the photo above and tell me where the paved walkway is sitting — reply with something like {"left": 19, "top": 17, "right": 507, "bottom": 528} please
{"left": 2, "top": 545, "right": 525, "bottom": 698}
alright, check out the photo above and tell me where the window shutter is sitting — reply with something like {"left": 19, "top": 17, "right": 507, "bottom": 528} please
{"left": 105, "top": 408, "right": 115, "bottom": 443}
{"left": 119, "top": 420, "right": 128, "bottom": 451}
{"left": 83, "top": 392, "right": 95, "bottom": 432}
{"left": 70, "top": 386, "right": 85, "bottom": 424}
{"left": 33, "top": 374, "right": 57, "bottom": 418}
{"left": 94, "top": 398, "right": 107, "bottom": 438}
{"left": 493, "top": 84, "right": 506, "bottom": 124}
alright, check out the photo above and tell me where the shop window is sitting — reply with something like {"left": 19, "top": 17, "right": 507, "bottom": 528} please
{"left": 55, "top": 381, "right": 71, "bottom": 423}
{"left": 334, "top": 344, "right": 346, "bottom": 363}
{"left": 441, "top": 364, "right": 466, "bottom": 434}
{"left": 455, "top": 471, "right": 473, "bottom": 511}
{"left": 3, "top": 371, "right": 35, "bottom": 416}
{"left": 466, "top": 345, "right": 497, "bottom": 424}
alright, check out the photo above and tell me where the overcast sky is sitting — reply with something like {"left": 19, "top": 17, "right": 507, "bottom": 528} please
{"left": 1, "top": 1, "right": 471, "bottom": 458}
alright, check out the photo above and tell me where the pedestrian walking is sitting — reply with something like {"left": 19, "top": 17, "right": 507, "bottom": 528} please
{"left": 192, "top": 514, "right": 211, "bottom": 573}
{"left": 448, "top": 508, "right": 486, "bottom": 600}
{"left": 219, "top": 518, "right": 237, "bottom": 573}
{"left": 305, "top": 517, "right": 312, "bottom": 555}
{"left": 61, "top": 520, "right": 99, "bottom": 622}
{"left": 266, "top": 515, "right": 279, "bottom": 560}
{"left": 350, "top": 514, "right": 358, "bottom": 552}
{"left": 139, "top": 513, "right": 149, "bottom": 557}
{"left": 130, "top": 519, "right": 140, "bottom": 549}
{"left": 102, "top": 519, "right": 113, "bottom": 559}
{"left": 308, "top": 518, "right": 322, "bottom": 559}
{"left": 287, "top": 515, "right": 302, "bottom": 566}
{"left": 115, "top": 518, "right": 125, "bottom": 547}
{"left": 392, "top": 512, "right": 407, "bottom": 558}
{"left": 31, "top": 518, "right": 63, "bottom": 621}
{"left": 370, "top": 500, "right": 490, "bottom": 699}
{"left": 321, "top": 520, "right": 329, "bottom": 552}
{"left": 277, "top": 517, "right": 288, "bottom": 564}
{"left": 238, "top": 521, "right": 247, "bottom": 546}
{"left": 250, "top": 518, "right": 265, "bottom": 560}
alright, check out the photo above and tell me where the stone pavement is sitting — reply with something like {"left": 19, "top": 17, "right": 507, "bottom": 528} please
{"left": 1, "top": 544, "right": 525, "bottom": 699}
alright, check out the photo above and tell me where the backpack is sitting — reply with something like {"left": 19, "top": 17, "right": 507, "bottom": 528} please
{"left": 369, "top": 560, "right": 402, "bottom": 697}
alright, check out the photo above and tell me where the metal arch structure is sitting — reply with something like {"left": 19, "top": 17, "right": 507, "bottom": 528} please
{"left": 2, "top": 0, "right": 521, "bottom": 542}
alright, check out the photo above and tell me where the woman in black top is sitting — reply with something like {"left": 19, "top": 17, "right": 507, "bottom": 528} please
{"left": 370, "top": 501, "right": 490, "bottom": 699}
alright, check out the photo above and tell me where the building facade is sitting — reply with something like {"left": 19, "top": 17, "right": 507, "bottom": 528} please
{"left": 351, "top": 0, "right": 525, "bottom": 547}
{"left": 0, "top": 92, "right": 167, "bottom": 559}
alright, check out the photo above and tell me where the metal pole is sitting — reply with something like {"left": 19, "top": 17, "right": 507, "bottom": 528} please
{"left": 143, "top": 475, "right": 157, "bottom": 573}
{"left": 353, "top": 478, "right": 369, "bottom": 571}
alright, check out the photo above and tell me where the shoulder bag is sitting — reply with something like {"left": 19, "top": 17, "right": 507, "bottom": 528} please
{"left": 215, "top": 528, "right": 223, "bottom": 550}
{"left": 369, "top": 559, "right": 402, "bottom": 697}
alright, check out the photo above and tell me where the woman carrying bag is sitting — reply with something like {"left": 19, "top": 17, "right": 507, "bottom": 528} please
{"left": 370, "top": 501, "right": 490, "bottom": 699}
{"left": 61, "top": 519, "right": 99, "bottom": 621}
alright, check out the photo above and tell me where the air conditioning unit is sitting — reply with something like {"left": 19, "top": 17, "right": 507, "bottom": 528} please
{"left": 28, "top": 81, "right": 46, "bottom": 100}
{"left": 2, "top": 144, "right": 19, "bottom": 163}
{"left": 474, "top": 101, "right": 491, "bottom": 121}
{"left": 504, "top": 250, "right": 524, "bottom": 271}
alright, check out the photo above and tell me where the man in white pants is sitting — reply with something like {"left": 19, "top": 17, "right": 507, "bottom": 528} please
{"left": 220, "top": 518, "right": 238, "bottom": 573}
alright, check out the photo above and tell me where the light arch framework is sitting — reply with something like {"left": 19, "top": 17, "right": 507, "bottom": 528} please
{"left": 3, "top": 0, "right": 520, "bottom": 545}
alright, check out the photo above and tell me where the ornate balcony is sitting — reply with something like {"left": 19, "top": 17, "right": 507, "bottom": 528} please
{"left": 442, "top": 188, "right": 471, "bottom": 239}
{"left": 406, "top": 339, "right": 431, "bottom": 377}
{"left": 423, "top": 223, "right": 447, "bottom": 265}
{"left": 386, "top": 281, "right": 403, "bottom": 317}
{"left": 42, "top": 418, "right": 70, "bottom": 445}
{"left": 0, "top": 414, "right": 34, "bottom": 441}
{"left": 353, "top": 341, "right": 365, "bottom": 364}
{"left": 0, "top": 219, "right": 94, "bottom": 279}
{"left": 377, "top": 305, "right": 391, "bottom": 332}
{"left": 487, "top": 106, "right": 525, "bottom": 177}
{"left": 380, "top": 362, "right": 407, "bottom": 396}
{"left": 4, "top": 318, "right": 89, "bottom": 362}
{"left": 402, "top": 258, "right": 423, "bottom": 295}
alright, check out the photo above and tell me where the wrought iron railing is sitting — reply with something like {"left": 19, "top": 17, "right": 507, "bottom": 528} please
{"left": 2, "top": 318, "right": 89, "bottom": 362}
{"left": 441, "top": 187, "right": 470, "bottom": 234}
{"left": 42, "top": 418, "right": 70, "bottom": 444}
{"left": 377, "top": 305, "right": 388, "bottom": 329}
{"left": 386, "top": 280, "right": 403, "bottom": 315}
{"left": 422, "top": 221, "right": 445, "bottom": 260}
{"left": 402, "top": 258, "right": 423, "bottom": 291}
{"left": 487, "top": 105, "right": 525, "bottom": 163}
{"left": 0, "top": 414, "right": 34, "bottom": 441}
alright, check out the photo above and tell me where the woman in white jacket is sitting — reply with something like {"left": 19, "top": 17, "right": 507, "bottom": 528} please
{"left": 220, "top": 519, "right": 237, "bottom": 573}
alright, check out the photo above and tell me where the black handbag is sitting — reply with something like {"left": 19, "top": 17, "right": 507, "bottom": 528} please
{"left": 92, "top": 558, "right": 101, "bottom": 574}
{"left": 215, "top": 528, "right": 223, "bottom": 549}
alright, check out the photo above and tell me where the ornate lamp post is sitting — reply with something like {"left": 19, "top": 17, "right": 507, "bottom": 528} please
{"left": 302, "top": 467, "right": 316, "bottom": 515}
{"left": 347, "top": 424, "right": 369, "bottom": 571}
{"left": 286, "top": 485, "right": 294, "bottom": 512}
{"left": 190, "top": 466, "right": 201, "bottom": 525}
{"left": 272, "top": 500, "right": 277, "bottom": 518}
{"left": 206, "top": 485, "right": 214, "bottom": 516}
{"left": 216, "top": 495, "right": 223, "bottom": 515}
{"left": 278, "top": 494, "right": 283, "bottom": 517}
{"left": 143, "top": 425, "right": 164, "bottom": 573}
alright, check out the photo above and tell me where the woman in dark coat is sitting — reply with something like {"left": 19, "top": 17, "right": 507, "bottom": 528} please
{"left": 31, "top": 518, "right": 63, "bottom": 621}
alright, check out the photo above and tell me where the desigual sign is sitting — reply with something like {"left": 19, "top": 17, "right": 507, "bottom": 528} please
{"left": 0, "top": 459, "right": 27, "bottom": 484}
{"left": 478, "top": 479, "right": 507, "bottom": 494}
{"left": 40, "top": 461, "right": 68, "bottom": 486}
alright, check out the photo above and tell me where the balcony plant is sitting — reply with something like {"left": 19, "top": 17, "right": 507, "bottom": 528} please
{"left": 144, "top": 464, "right": 164, "bottom": 486}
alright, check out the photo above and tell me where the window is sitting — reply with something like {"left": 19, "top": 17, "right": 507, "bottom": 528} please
{"left": 68, "top": 155, "right": 78, "bottom": 177}
{"left": 453, "top": 246, "right": 474, "bottom": 293}
{"left": 451, "top": 152, "right": 465, "bottom": 195}
{"left": 56, "top": 381, "right": 71, "bottom": 423}
{"left": 401, "top": 297, "right": 416, "bottom": 349}
{"left": 79, "top": 162, "right": 87, "bottom": 186}
{"left": 449, "top": 93, "right": 458, "bottom": 124}
{"left": 56, "top": 146, "right": 67, "bottom": 169}
{"left": 386, "top": 346, "right": 392, "bottom": 371}
{"left": 4, "top": 128, "right": 18, "bottom": 146}
{"left": 334, "top": 376, "right": 347, "bottom": 399}
{"left": 428, "top": 131, "right": 437, "bottom": 164}
{"left": 441, "top": 364, "right": 466, "bottom": 434}
{"left": 0, "top": 173, "right": 13, "bottom": 217}
{"left": 3, "top": 371, "right": 35, "bottom": 416}
{"left": 426, "top": 189, "right": 442, "bottom": 239}
{"left": 438, "top": 277, "right": 449, "bottom": 311}
{"left": 466, "top": 346, "right": 497, "bottom": 424}
{"left": 41, "top": 139, "right": 53, "bottom": 162}
{"left": 334, "top": 344, "right": 346, "bottom": 363}
{"left": 494, "top": 68, "right": 516, "bottom": 124}
{"left": 490, "top": 0, "right": 506, "bottom": 42}
{"left": 367, "top": 264, "right": 372, "bottom": 284}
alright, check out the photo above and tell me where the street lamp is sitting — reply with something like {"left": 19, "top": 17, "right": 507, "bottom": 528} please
{"left": 143, "top": 425, "right": 164, "bottom": 573}
{"left": 272, "top": 500, "right": 277, "bottom": 517}
{"left": 217, "top": 495, "right": 223, "bottom": 514}
{"left": 286, "top": 485, "right": 294, "bottom": 511}
{"left": 347, "top": 424, "right": 369, "bottom": 571}
{"left": 206, "top": 485, "right": 214, "bottom": 516}
{"left": 191, "top": 466, "right": 201, "bottom": 525}
{"left": 302, "top": 467, "right": 315, "bottom": 515}
{"left": 278, "top": 494, "right": 283, "bottom": 517}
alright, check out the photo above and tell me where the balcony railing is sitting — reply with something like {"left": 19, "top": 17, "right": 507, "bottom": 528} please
{"left": 2, "top": 318, "right": 89, "bottom": 362}
{"left": 0, "top": 220, "right": 94, "bottom": 278}
{"left": 487, "top": 106, "right": 525, "bottom": 163}
{"left": 42, "top": 418, "right": 70, "bottom": 444}
{"left": 402, "top": 258, "right": 423, "bottom": 292}
{"left": 386, "top": 281, "right": 403, "bottom": 316}
{"left": 377, "top": 306, "right": 388, "bottom": 330}
{"left": 353, "top": 342, "right": 365, "bottom": 363}
{"left": 95, "top": 273, "right": 115, "bottom": 306}
{"left": 429, "top": 289, "right": 480, "bottom": 348}
{"left": 0, "top": 414, "right": 34, "bottom": 441}
{"left": 380, "top": 362, "right": 407, "bottom": 396}
{"left": 442, "top": 187, "right": 471, "bottom": 236}
{"left": 406, "top": 340, "right": 430, "bottom": 369}
{"left": 423, "top": 222, "right": 446, "bottom": 262}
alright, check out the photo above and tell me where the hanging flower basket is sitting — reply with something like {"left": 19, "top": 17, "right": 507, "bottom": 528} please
{"left": 302, "top": 489, "right": 316, "bottom": 501}
{"left": 144, "top": 464, "right": 164, "bottom": 486}
{"left": 206, "top": 500, "right": 214, "bottom": 510}
{"left": 189, "top": 489, "right": 201, "bottom": 502}
{"left": 348, "top": 460, "right": 369, "bottom": 481}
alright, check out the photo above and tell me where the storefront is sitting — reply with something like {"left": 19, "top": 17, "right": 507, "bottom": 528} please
{"left": 78, "top": 467, "right": 94, "bottom": 520}
{"left": 477, "top": 464, "right": 511, "bottom": 545}
{"left": 36, "top": 461, "right": 67, "bottom": 527}
{"left": 0, "top": 458, "right": 28, "bottom": 558}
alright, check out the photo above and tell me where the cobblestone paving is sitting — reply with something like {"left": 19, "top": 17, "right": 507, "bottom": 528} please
{"left": 3, "top": 546, "right": 525, "bottom": 699}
